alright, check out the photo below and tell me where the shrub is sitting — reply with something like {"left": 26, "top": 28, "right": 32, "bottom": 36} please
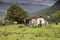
{"left": 2, "top": 31, "right": 9, "bottom": 36}
{"left": 18, "top": 24, "right": 24, "bottom": 28}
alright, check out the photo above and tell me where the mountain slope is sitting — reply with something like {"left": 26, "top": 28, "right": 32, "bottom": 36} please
{"left": 34, "top": 0, "right": 60, "bottom": 16}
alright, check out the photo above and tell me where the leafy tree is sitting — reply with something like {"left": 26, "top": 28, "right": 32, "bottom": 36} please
{"left": 5, "top": 5, "right": 29, "bottom": 24}
{"left": 52, "top": 10, "right": 60, "bottom": 18}
{"left": 51, "top": 10, "right": 60, "bottom": 22}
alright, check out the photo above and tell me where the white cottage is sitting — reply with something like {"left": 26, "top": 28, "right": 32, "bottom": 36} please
{"left": 24, "top": 16, "right": 48, "bottom": 26}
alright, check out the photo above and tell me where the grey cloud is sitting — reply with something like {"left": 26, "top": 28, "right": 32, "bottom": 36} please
{"left": 0, "top": 0, "right": 57, "bottom": 6}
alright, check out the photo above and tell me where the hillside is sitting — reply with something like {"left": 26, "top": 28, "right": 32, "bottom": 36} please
{"left": 33, "top": 0, "right": 60, "bottom": 16}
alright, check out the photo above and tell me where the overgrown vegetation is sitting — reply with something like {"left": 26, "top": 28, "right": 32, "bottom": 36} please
{"left": 0, "top": 24, "right": 60, "bottom": 40}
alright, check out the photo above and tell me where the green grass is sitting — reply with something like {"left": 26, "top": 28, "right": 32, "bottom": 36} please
{"left": 0, "top": 23, "right": 60, "bottom": 40}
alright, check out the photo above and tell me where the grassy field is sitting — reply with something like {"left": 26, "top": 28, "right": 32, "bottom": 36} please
{"left": 0, "top": 24, "right": 60, "bottom": 40}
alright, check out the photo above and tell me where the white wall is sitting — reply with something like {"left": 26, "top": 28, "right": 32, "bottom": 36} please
{"left": 30, "top": 17, "right": 46, "bottom": 26}
{"left": 37, "top": 18, "right": 45, "bottom": 26}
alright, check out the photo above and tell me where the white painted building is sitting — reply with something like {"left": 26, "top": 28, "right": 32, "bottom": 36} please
{"left": 24, "top": 16, "right": 49, "bottom": 26}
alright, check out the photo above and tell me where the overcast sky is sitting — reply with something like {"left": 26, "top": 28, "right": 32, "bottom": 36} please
{"left": 0, "top": 0, "right": 58, "bottom": 6}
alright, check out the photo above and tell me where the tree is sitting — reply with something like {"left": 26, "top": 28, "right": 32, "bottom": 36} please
{"left": 5, "top": 5, "right": 29, "bottom": 24}
{"left": 51, "top": 10, "right": 60, "bottom": 22}
{"left": 52, "top": 10, "right": 60, "bottom": 18}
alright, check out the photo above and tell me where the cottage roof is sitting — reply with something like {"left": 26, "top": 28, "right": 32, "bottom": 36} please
{"left": 32, "top": 16, "right": 43, "bottom": 19}
{"left": 24, "top": 16, "right": 43, "bottom": 20}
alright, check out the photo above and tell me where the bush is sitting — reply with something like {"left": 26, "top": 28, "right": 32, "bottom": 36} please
{"left": 2, "top": 31, "right": 9, "bottom": 36}
{"left": 18, "top": 24, "right": 24, "bottom": 28}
